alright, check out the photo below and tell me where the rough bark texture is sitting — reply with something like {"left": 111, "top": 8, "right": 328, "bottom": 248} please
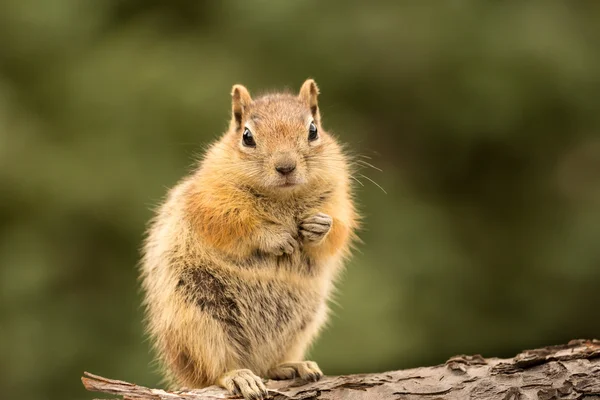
{"left": 82, "top": 339, "right": 600, "bottom": 400}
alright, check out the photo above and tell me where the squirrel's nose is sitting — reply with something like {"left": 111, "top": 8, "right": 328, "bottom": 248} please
{"left": 275, "top": 163, "right": 296, "bottom": 176}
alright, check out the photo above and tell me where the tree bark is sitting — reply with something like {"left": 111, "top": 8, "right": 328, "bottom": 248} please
{"left": 82, "top": 339, "right": 600, "bottom": 400}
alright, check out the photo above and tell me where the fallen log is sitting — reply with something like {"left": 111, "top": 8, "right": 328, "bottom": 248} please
{"left": 81, "top": 339, "right": 600, "bottom": 399}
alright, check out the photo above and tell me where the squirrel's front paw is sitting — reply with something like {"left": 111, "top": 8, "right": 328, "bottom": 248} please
{"left": 262, "top": 231, "right": 299, "bottom": 256}
{"left": 300, "top": 213, "right": 332, "bottom": 245}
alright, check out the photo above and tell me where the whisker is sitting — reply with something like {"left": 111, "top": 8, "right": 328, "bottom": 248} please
{"left": 358, "top": 173, "right": 387, "bottom": 194}
{"left": 349, "top": 175, "right": 364, "bottom": 187}
{"left": 356, "top": 160, "right": 382, "bottom": 172}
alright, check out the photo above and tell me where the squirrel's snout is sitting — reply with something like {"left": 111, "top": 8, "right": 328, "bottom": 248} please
{"left": 274, "top": 152, "right": 297, "bottom": 176}
{"left": 275, "top": 162, "right": 296, "bottom": 176}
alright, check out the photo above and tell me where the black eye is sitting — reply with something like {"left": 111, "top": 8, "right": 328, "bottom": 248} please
{"left": 242, "top": 127, "right": 256, "bottom": 147}
{"left": 308, "top": 122, "right": 318, "bottom": 141}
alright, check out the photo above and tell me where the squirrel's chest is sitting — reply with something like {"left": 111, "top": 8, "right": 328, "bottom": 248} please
{"left": 259, "top": 194, "right": 327, "bottom": 223}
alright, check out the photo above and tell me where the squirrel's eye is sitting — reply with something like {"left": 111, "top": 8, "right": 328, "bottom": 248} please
{"left": 242, "top": 128, "right": 256, "bottom": 147}
{"left": 308, "top": 122, "right": 318, "bottom": 141}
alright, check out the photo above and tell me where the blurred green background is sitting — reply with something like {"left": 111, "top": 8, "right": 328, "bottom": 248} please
{"left": 1, "top": 1, "right": 600, "bottom": 399}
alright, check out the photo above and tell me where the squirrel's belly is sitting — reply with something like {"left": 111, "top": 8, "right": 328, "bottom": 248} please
{"left": 176, "top": 258, "right": 327, "bottom": 369}
{"left": 234, "top": 280, "right": 324, "bottom": 372}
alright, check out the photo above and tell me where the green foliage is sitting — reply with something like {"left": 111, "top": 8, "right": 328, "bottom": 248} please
{"left": 1, "top": 1, "right": 599, "bottom": 399}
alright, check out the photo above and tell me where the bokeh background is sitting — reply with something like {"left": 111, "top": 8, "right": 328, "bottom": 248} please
{"left": 1, "top": 1, "right": 600, "bottom": 399}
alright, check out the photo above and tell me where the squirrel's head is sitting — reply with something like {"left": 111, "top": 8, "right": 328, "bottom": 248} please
{"left": 219, "top": 79, "right": 345, "bottom": 195}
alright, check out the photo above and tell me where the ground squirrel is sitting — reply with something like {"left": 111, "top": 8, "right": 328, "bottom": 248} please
{"left": 140, "top": 79, "right": 359, "bottom": 399}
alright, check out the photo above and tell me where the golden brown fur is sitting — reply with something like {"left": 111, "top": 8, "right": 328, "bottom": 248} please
{"left": 140, "top": 79, "right": 358, "bottom": 399}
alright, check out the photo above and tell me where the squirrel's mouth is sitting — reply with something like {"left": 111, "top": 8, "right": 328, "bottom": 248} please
{"left": 279, "top": 181, "right": 298, "bottom": 188}
{"left": 276, "top": 176, "right": 305, "bottom": 189}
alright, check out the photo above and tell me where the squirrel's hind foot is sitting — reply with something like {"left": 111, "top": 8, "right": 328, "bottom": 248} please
{"left": 267, "top": 361, "right": 323, "bottom": 382}
{"left": 219, "top": 369, "right": 268, "bottom": 400}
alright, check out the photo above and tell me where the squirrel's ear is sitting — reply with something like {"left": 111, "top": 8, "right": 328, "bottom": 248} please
{"left": 231, "top": 84, "right": 252, "bottom": 129}
{"left": 299, "top": 79, "right": 320, "bottom": 120}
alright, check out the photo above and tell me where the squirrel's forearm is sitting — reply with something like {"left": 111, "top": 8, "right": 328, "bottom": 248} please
{"left": 194, "top": 208, "right": 258, "bottom": 255}
{"left": 190, "top": 203, "right": 290, "bottom": 257}
{"left": 305, "top": 194, "right": 357, "bottom": 259}
{"left": 312, "top": 217, "right": 350, "bottom": 258}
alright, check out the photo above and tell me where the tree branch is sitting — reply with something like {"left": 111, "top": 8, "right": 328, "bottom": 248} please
{"left": 82, "top": 339, "right": 600, "bottom": 399}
